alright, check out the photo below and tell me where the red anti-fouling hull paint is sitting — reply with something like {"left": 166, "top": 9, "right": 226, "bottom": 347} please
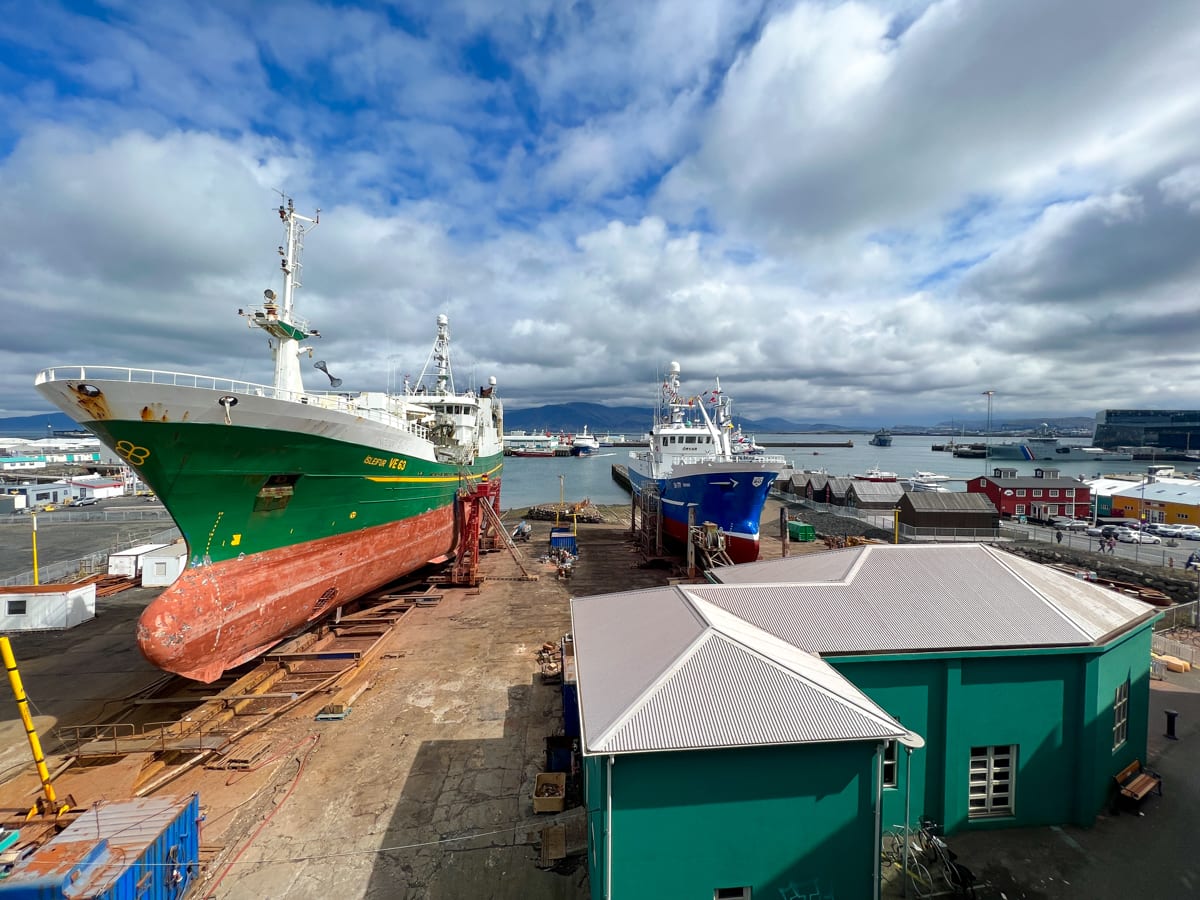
{"left": 137, "top": 507, "right": 455, "bottom": 682}
{"left": 659, "top": 517, "right": 761, "bottom": 564}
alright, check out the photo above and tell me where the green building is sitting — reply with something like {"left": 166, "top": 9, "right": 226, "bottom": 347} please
{"left": 571, "top": 589, "right": 912, "bottom": 900}
{"left": 571, "top": 544, "right": 1159, "bottom": 900}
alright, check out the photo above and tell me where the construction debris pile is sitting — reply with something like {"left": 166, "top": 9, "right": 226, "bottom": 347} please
{"left": 67, "top": 573, "right": 139, "bottom": 596}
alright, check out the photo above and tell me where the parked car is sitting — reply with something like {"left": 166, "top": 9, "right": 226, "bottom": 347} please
{"left": 1052, "top": 518, "right": 1089, "bottom": 531}
{"left": 73, "top": 496, "right": 98, "bottom": 506}
{"left": 1136, "top": 533, "right": 1163, "bottom": 545}
{"left": 1183, "top": 528, "right": 1200, "bottom": 541}
{"left": 1086, "top": 525, "right": 1106, "bottom": 537}
{"left": 1156, "top": 524, "right": 1185, "bottom": 538}
{"left": 1115, "top": 529, "right": 1139, "bottom": 543}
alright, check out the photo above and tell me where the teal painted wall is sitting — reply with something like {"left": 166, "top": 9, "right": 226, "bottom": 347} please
{"left": 585, "top": 742, "right": 881, "bottom": 900}
{"left": 1089, "top": 626, "right": 1154, "bottom": 815}
{"left": 829, "top": 622, "right": 1156, "bottom": 833}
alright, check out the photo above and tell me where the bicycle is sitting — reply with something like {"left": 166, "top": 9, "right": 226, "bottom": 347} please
{"left": 881, "top": 821, "right": 977, "bottom": 898}
{"left": 917, "top": 818, "right": 978, "bottom": 898}
{"left": 881, "top": 825, "right": 943, "bottom": 898}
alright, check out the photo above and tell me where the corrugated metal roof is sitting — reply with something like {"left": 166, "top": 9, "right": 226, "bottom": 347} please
{"left": 848, "top": 481, "right": 905, "bottom": 500}
{"left": 981, "top": 475, "right": 1088, "bottom": 488}
{"left": 715, "top": 547, "right": 866, "bottom": 584}
{"left": 1111, "top": 481, "right": 1200, "bottom": 503}
{"left": 703, "top": 544, "right": 1156, "bottom": 653}
{"left": 903, "top": 492, "right": 996, "bottom": 512}
{"left": 570, "top": 589, "right": 908, "bottom": 756}
{"left": 570, "top": 586, "right": 707, "bottom": 742}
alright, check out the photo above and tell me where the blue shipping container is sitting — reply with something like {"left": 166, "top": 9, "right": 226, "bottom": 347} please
{"left": 0, "top": 793, "right": 201, "bottom": 899}
{"left": 549, "top": 530, "right": 577, "bottom": 554}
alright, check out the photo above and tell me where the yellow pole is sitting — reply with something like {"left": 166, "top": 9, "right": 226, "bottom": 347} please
{"left": 31, "top": 513, "right": 39, "bottom": 586}
{"left": 0, "top": 636, "right": 65, "bottom": 815}
{"left": 893, "top": 508, "right": 900, "bottom": 545}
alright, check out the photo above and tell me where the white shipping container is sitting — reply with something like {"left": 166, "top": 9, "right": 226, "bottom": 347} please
{"left": 141, "top": 543, "right": 189, "bottom": 587}
{"left": 0, "top": 584, "right": 96, "bottom": 631}
{"left": 108, "top": 543, "right": 169, "bottom": 578}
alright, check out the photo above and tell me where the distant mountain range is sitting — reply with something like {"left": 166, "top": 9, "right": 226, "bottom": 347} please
{"left": 502, "top": 402, "right": 854, "bottom": 434}
{"left": 0, "top": 412, "right": 79, "bottom": 434}
{"left": 0, "top": 407, "right": 1097, "bottom": 436}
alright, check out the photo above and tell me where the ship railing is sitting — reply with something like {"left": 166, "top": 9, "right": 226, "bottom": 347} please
{"left": 36, "top": 366, "right": 430, "bottom": 440}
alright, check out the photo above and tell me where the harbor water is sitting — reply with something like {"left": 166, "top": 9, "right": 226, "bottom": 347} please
{"left": 496, "top": 434, "right": 1172, "bottom": 510}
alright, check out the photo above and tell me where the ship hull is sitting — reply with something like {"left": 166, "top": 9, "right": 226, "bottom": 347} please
{"left": 138, "top": 509, "right": 454, "bottom": 682}
{"left": 626, "top": 460, "right": 780, "bottom": 564}
{"left": 35, "top": 373, "right": 502, "bottom": 681}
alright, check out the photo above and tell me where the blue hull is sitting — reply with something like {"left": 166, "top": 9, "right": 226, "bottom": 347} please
{"left": 627, "top": 465, "right": 778, "bottom": 563}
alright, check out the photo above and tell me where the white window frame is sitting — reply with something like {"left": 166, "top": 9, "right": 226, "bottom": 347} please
{"left": 1113, "top": 679, "right": 1129, "bottom": 750}
{"left": 1049, "top": 489, "right": 1059, "bottom": 497}
{"left": 968, "top": 745, "right": 1016, "bottom": 819}
{"left": 1032, "top": 489, "right": 1043, "bottom": 498}
{"left": 1016, "top": 489, "right": 1026, "bottom": 497}
{"left": 883, "top": 740, "right": 898, "bottom": 788}
{"left": 1015, "top": 504, "right": 1026, "bottom": 516}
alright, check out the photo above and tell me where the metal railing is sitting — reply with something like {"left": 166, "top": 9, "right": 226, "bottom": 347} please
{"left": 0, "top": 509, "right": 172, "bottom": 526}
{"left": 36, "top": 365, "right": 430, "bottom": 440}
{"left": 0, "top": 526, "right": 180, "bottom": 587}
{"left": 778, "top": 494, "right": 1001, "bottom": 542}
{"left": 1155, "top": 601, "right": 1199, "bottom": 632}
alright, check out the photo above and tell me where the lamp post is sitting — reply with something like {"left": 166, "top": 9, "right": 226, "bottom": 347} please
{"left": 31, "top": 513, "right": 39, "bottom": 586}
{"left": 982, "top": 390, "right": 995, "bottom": 477}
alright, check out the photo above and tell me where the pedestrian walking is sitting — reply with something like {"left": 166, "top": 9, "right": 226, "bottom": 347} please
{"left": 1056, "top": 531, "right": 1063, "bottom": 545}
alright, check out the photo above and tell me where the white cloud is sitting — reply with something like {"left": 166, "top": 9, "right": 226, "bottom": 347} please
{"left": 2, "top": 0, "right": 1200, "bottom": 426}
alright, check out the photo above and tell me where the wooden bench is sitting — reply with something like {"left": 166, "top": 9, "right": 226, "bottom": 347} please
{"left": 1114, "top": 759, "right": 1162, "bottom": 808}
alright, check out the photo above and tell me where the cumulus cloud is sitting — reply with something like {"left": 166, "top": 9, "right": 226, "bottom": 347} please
{"left": 1, "top": 0, "right": 1200, "bottom": 425}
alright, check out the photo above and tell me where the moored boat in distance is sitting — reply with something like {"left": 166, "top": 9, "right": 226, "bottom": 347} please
{"left": 569, "top": 426, "right": 600, "bottom": 456}
{"left": 626, "top": 363, "right": 784, "bottom": 564}
{"left": 854, "top": 465, "right": 899, "bottom": 482}
{"left": 869, "top": 427, "right": 893, "bottom": 447}
{"left": 987, "top": 426, "right": 1134, "bottom": 461}
{"left": 35, "top": 198, "right": 504, "bottom": 682}
{"left": 504, "top": 431, "right": 560, "bottom": 457}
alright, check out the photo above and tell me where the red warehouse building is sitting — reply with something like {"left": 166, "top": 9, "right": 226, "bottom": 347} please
{"left": 967, "top": 467, "right": 1091, "bottom": 522}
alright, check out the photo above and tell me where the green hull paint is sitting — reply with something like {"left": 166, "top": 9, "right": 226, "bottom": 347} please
{"left": 85, "top": 419, "right": 502, "bottom": 565}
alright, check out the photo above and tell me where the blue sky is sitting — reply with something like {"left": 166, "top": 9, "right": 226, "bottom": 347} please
{"left": 2, "top": 0, "right": 1199, "bottom": 425}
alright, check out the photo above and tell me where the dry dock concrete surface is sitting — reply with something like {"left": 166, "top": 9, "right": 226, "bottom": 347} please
{"left": 3, "top": 503, "right": 768, "bottom": 899}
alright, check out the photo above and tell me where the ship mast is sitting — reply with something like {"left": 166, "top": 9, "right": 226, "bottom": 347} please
{"left": 414, "top": 314, "right": 454, "bottom": 396}
{"left": 247, "top": 198, "right": 321, "bottom": 396}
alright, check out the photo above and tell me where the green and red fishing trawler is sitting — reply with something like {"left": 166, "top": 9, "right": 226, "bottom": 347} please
{"left": 35, "top": 199, "right": 504, "bottom": 682}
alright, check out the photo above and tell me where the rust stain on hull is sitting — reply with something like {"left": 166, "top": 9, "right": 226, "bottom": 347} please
{"left": 70, "top": 383, "right": 112, "bottom": 421}
{"left": 137, "top": 508, "right": 456, "bottom": 682}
